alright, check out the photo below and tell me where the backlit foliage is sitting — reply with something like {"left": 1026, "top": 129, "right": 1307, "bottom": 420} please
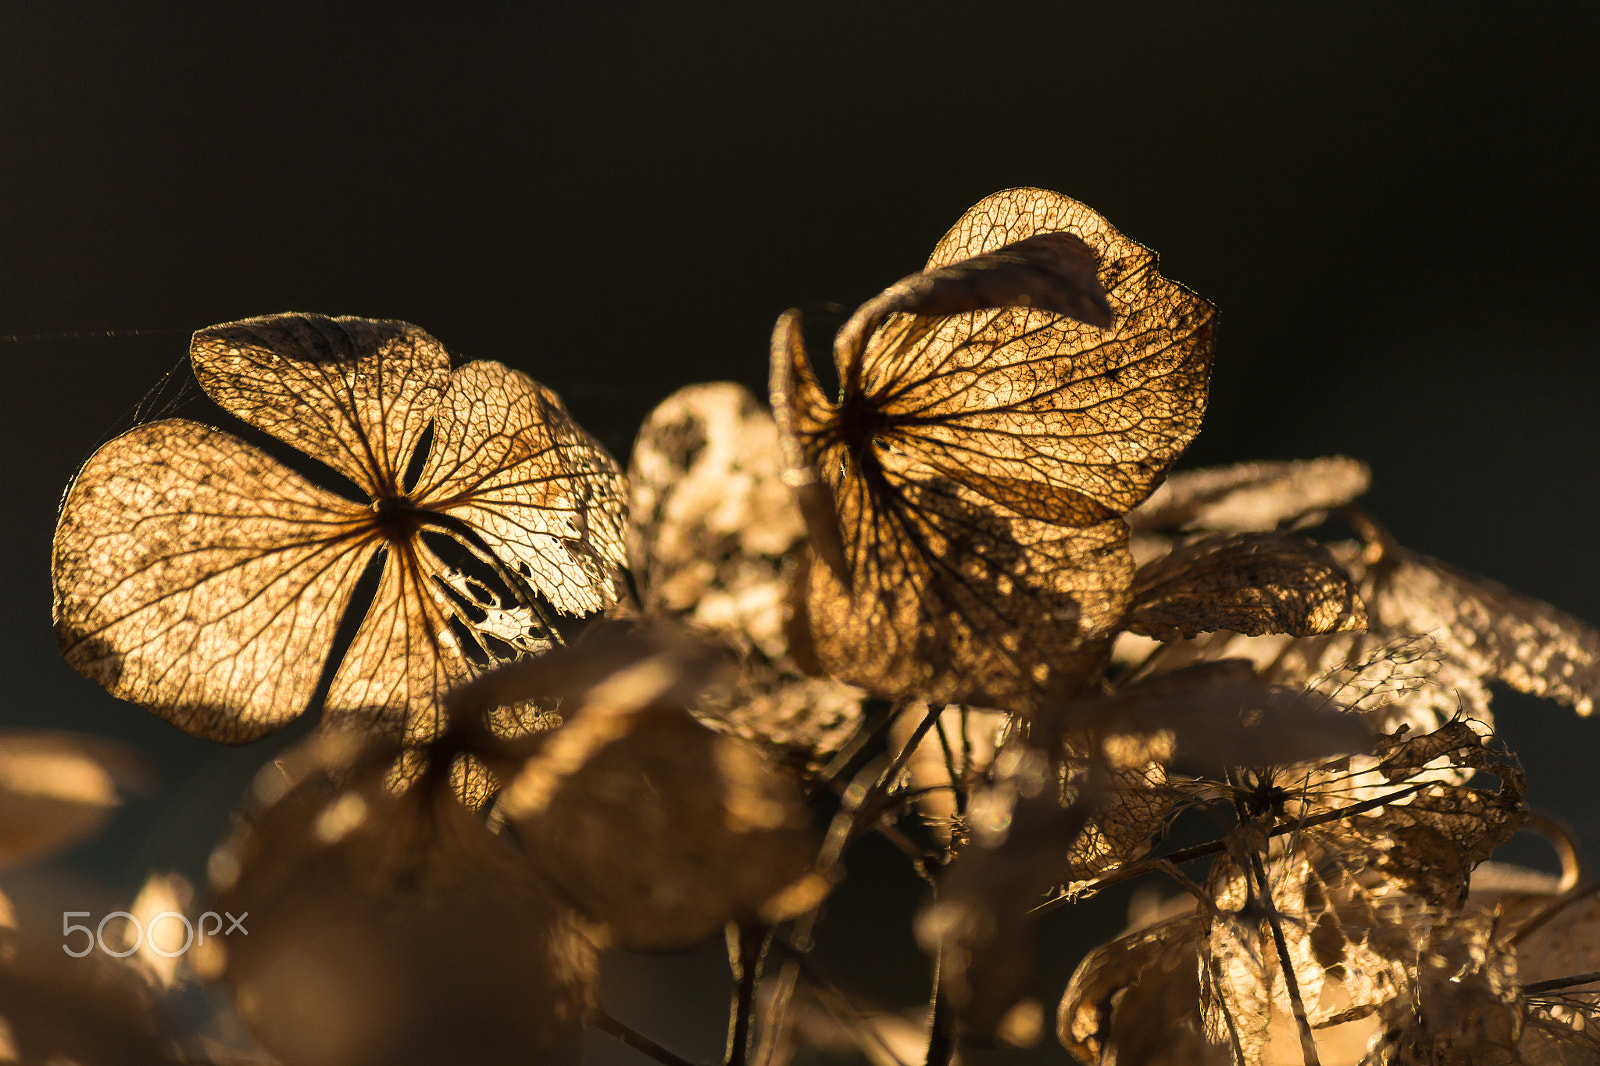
{"left": 25, "top": 189, "right": 1600, "bottom": 1066}
{"left": 53, "top": 313, "right": 627, "bottom": 751}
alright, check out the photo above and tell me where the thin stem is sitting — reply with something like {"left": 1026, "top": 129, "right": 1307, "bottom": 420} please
{"left": 844, "top": 702, "right": 944, "bottom": 849}
{"left": 753, "top": 907, "right": 826, "bottom": 1066}
{"left": 809, "top": 698, "right": 898, "bottom": 801}
{"left": 1227, "top": 769, "right": 1318, "bottom": 1066}
{"left": 933, "top": 712, "right": 966, "bottom": 820}
{"left": 725, "top": 923, "right": 766, "bottom": 1066}
{"left": 1524, "top": 971, "right": 1600, "bottom": 996}
{"left": 1245, "top": 846, "right": 1320, "bottom": 1066}
{"left": 592, "top": 1010, "right": 702, "bottom": 1066}
{"left": 924, "top": 951, "right": 955, "bottom": 1066}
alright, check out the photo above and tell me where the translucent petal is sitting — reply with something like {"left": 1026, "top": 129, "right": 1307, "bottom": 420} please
{"left": 53, "top": 420, "right": 377, "bottom": 741}
{"left": 414, "top": 360, "right": 626, "bottom": 616}
{"left": 191, "top": 313, "right": 450, "bottom": 495}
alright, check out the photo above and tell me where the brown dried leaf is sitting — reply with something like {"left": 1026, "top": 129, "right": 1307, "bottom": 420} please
{"left": 1131, "top": 457, "right": 1372, "bottom": 534}
{"left": 1057, "top": 914, "right": 1226, "bottom": 1065}
{"left": 469, "top": 631, "right": 827, "bottom": 952}
{"left": 54, "top": 313, "right": 626, "bottom": 749}
{"left": 1074, "top": 660, "right": 1374, "bottom": 773}
{"left": 1128, "top": 532, "right": 1368, "bottom": 642}
{"left": 1363, "top": 543, "right": 1600, "bottom": 716}
{"left": 627, "top": 382, "right": 864, "bottom": 765}
{"left": 773, "top": 188, "right": 1215, "bottom": 712}
{"left": 202, "top": 731, "right": 598, "bottom": 1066}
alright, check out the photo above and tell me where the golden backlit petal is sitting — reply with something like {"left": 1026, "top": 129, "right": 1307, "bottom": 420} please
{"left": 53, "top": 420, "right": 378, "bottom": 741}
{"left": 1128, "top": 532, "right": 1368, "bottom": 641}
{"left": 867, "top": 187, "right": 1214, "bottom": 516}
{"left": 412, "top": 361, "right": 626, "bottom": 616}
{"left": 325, "top": 538, "right": 472, "bottom": 746}
{"left": 1375, "top": 547, "right": 1600, "bottom": 716}
{"left": 803, "top": 471, "right": 1133, "bottom": 711}
{"left": 191, "top": 313, "right": 451, "bottom": 495}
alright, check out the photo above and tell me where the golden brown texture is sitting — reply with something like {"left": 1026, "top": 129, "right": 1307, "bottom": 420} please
{"left": 1128, "top": 531, "right": 1368, "bottom": 641}
{"left": 772, "top": 188, "right": 1215, "bottom": 712}
{"left": 1131, "top": 456, "right": 1372, "bottom": 534}
{"left": 53, "top": 313, "right": 626, "bottom": 746}
{"left": 627, "top": 382, "right": 863, "bottom": 765}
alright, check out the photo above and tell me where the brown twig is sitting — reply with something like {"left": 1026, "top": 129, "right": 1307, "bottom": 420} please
{"left": 592, "top": 1009, "right": 703, "bottom": 1066}
{"left": 725, "top": 923, "right": 767, "bottom": 1066}
{"left": 1524, "top": 971, "right": 1600, "bottom": 996}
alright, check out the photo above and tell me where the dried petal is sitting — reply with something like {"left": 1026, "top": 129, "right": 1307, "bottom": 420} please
{"left": 774, "top": 188, "right": 1214, "bottom": 713}
{"left": 413, "top": 360, "right": 626, "bottom": 616}
{"left": 192, "top": 314, "right": 447, "bottom": 495}
{"left": 1131, "top": 457, "right": 1371, "bottom": 534}
{"left": 628, "top": 382, "right": 864, "bottom": 765}
{"left": 54, "top": 420, "right": 378, "bottom": 740}
{"left": 1367, "top": 545, "right": 1600, "bottom": 716}
{"left": 1128, "top": 531, "right": 1368, "bottom": 642}
{"left": 202, "top": 733, "right": 598, "bottom": 1066}
{"left": 54, "top": 313, "right": 625, "bottom": 753}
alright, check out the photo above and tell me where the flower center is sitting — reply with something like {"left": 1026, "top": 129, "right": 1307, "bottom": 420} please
{"left": 371, "top": 494, "right": 425, "bottom": 542}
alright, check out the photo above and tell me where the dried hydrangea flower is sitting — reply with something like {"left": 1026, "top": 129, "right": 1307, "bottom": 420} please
{"left": 627, "top": 382, "right": 863, "bottom": 769}
{"left": 771, "top": 187, "right": 1215, "bottom": 713}
{"left": 53, "top": 313, "right": 626, "bottom": 748}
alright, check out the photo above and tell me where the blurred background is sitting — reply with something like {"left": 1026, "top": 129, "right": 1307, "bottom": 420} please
{"left": 4, "top": 3, "right": 1599, "bottom": 1062}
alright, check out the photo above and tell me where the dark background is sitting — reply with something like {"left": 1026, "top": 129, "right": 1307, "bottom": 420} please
{"left": 4, "top": 4, "right": 1600, "bottom": 1062}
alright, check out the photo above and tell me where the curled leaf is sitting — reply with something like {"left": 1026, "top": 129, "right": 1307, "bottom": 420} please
{"left": 53, "top": 313, "right": 626, "bottom": 748}
{"left": 773, "top": 188, "right": 1215, "bottom": 713}
{"left": 1058, "top": 914, "right": 1226, "bottom": 1065}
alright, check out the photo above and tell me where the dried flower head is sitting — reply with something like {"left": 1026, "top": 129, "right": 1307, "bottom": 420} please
{"left": 53, "top": 313, "right": 627, "bottom": 748}
{"left": 771, "top": 187, "right": 1215, "bottom": 713}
